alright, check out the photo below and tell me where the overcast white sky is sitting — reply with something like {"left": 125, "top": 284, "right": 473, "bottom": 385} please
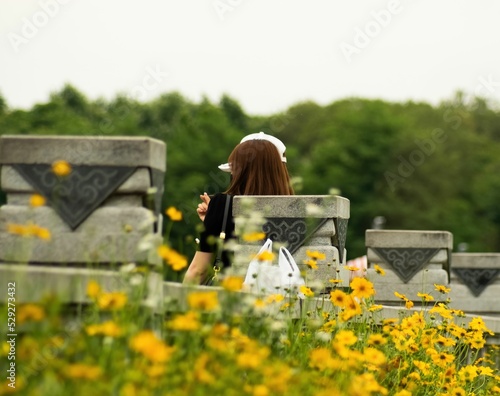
{"left": 1, "top": 0, "right": 500, "bottom": 115}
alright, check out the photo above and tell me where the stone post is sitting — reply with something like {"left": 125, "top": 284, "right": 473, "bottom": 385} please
{"left": 0, "top": 135, "right": 166, "bottom": 305}
{"left": 365, "top": 230, "right": 453, "bottom": 302}
{"left": 448, "top": 253, "right": 500, "bottom": 315}
{"left": 232, "top": 195, "right": 350, "bottom": 288}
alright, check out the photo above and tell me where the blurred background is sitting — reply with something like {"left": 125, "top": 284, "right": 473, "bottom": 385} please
{"left": 1, "top": 0, "right": 500, "bottom": 259}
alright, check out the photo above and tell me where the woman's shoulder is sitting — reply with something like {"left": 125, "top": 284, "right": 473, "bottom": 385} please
{"left": 209, "top": 193, "right": 232, "bottom": 205}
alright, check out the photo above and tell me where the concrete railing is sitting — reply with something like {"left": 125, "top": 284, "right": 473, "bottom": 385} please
{"left": 365, "top": 229, "right": 453, "bottom": 302}
{"left": 448, "top": 253, "right": 500, "bottom": 315}
{"left": 0, "top": 135, "right": 166, "bottom": 304}
{"left": 232, "top": 195, "right": 351, "bottom": 285}
{"left": 365, "top": 229, "right": 500, "bottom": 345}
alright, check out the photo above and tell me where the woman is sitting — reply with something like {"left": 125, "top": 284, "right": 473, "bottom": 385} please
{"left": 183, "top": 132, "right": 294, "bottom": 284}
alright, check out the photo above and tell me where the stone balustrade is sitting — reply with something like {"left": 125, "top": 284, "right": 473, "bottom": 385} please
{"left": 365, "top": 229, "right": 453, "bottom": 302}
{"left": 364, "top": 229, "right": 500, "bottom": 345}
{"left": 0, "top": 135, "right": 166, "bottom": 306}
{"left": 232, "top": 195, "right": 350, "bottom": 286}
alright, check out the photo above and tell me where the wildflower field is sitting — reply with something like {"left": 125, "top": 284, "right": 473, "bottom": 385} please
{"left": 2, "top": 261, "right": 499, "bottom": 396}
{"left": 1, "top": 187, "right": 499, "bottom": 395}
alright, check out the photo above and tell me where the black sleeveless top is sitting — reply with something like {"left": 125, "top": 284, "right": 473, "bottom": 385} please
{"left": 199, "top": 193, "right": 235, "bottom": 268}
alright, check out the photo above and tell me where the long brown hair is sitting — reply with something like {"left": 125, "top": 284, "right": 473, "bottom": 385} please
{"left": 225, "top": 140, "right": 294, "bottom": 195}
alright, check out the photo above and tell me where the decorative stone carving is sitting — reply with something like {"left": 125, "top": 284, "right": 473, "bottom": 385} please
{"left": 0, "top": 135, "right": 166, "bottom": 265}
{"left": 366, "top": 230, "right": 453, "bottom": 302}
{"left": 371, "top": 247, "right": 440, "bottom": 283}
{"left": 448, "top": 253, "right": 500, "bottom": 313}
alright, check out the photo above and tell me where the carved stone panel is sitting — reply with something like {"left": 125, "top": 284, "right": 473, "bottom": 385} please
{"left": 452, "top": 268, "right": 500, "bottom": 297}
{"left": 372, "top": 247, "right": 440, "bottom": 283}
{"left": 13, "top": 164, "right": 136, "bottom": 230}
{"left": 262, "top": 217, "right": 329, "bottom": 254}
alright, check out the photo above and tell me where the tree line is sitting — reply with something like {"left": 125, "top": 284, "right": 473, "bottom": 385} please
{"left": 1, "top": 85, "right": 499, "bottom": 259}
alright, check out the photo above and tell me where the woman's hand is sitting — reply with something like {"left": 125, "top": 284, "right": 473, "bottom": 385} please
{"left": 196, "top": 192, "right": 211, "bottom": 222}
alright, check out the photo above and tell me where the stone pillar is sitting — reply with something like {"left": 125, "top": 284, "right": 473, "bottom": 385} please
{"left": 0, "top": 135, "right": 166, "bottom": 305}
{"left": 232, "top": 195, "right": 350, "bottom": 287}
{"left": 448, "top": 253, "right": 500, "bottom": 315}
{"left": 365, "top": 230, "right": 453, "bottom": 302}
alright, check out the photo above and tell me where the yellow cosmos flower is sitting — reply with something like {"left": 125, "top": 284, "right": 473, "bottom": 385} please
{"left": 429, "top": 303, "right": 454, "bottom": 319}
{"left": 434, "top": 284, "right": 451, "bottom": 294}
{"left": 431, "top": 351, "right": 455, "bottom": 367}
{"left": 242, "top": 231, "right": 266, "bottom": 242}
{"left": 458, "top": 365, "right": 478, "bottom": 382}
{"left": 7, "top": 222, "right": 51, "bottom": 240}
{"left": 187, "top": 291, "right": 219, "bottom": 311}
{"left": 448, "top": 387, "right": 466, "bottom": 396}
{"left": 147, "top": 364, "right": 166, "bottom": 378}
{"left": 306, "top": 250, "right": 326, "bottom": 260}
{"left": 373, "top": 264, "right": 385, "bottom": 276}
{"left": 300, "top": 285, "right": 314, "bottom": 297}
{"left": 253, "top": 299, "right": 267, "bottom": 308}
{"left": 467, "top": 335, "right": 486, "bottom": 349}
{"left": 265, "top": 294, "right": 284, "bottom": 304}
{"left": 435, "top": 335, "right": 456, "bottom": 347}
{"left": 194, "top": 353, "right": 215, "bottom": 384}
{"left": 304, "top": 259, "right": 318, "bottom": 269}
{"left": 394, "top": 291, "right": 407, "bottom": 300}
{"left": 394, "top": 391, "right": 412, "bottom": 396}
{"left": 17, "top": 304, "right": 45, "bottom": 325}
{"left": 86, "top": 321, "right": 123, "bottom": 337}
{"left": 130, "top": 330, "right": 175, "bottom": 363}
{"left": 413, "top": 360, "right": 431, "bottom": 375}
{"left": 329, "top": 278, "right": 343, "bottom": 285}
{"left": 350, "top": 277, "right": 375, "bottom": 299}
{"left": 255, "top": 250, "right": 274, "bottom": 262}
{"left": 51, "top": 160, "right": 72, "bottom": 177}
{"left": 157, "top": 245, "right": 188, "bottom": 271}
{"left": 167, "top": 311, "right": 201, "bottom": 331}
{"left": 97, "top": 292, "right": 127, "bottom": 310}
{"left": 309, "top": 348, "right": 337, "bottom": 371}
{"left": 477, "top": 366, "right": 495, "bottom": 377}
{"left": 221, "top": 276, "right": 244, "bottom": 292}
{"left": 334, "top": 330, "right": 357, "bottom": 347}
{"left": 236, "top": 347, "right": 270, "bottom": 369}
{"left": 348, "top": 373, "right": 387, "bottom": 395}
{"left": 367, "top": 334, "right": 387, "bottom": 347}
{"left": 394, "top": 336, "right": 415, "bottom": 353}
{"left": 320, "top": 320, "right": 337, "bottom": 333}
{"left": 417, "top": 292, "right": 434, "bottom": 302}
{"left": 330, "top": 289, "right": 348, "bottom": 307}
{"left": 362, "top": 347, "right": 387, "bottom": 366}
{"left": 65, "top": 364, "right": 101, "bottom": 380}
{"left": 469, "top": 317, "right": 494, "bottom": 334}
{"left": 86, "top": 280, "right": 101, "bottom": 299}
{"left": 165, "top": 206, "right": 183, "bottom": 221}
{"left": 29, "top": 194, "right": 46, "bottom": 207}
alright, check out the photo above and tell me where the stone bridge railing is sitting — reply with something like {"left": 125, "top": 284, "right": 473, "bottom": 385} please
{"left": 1, "top": 135, "right": 499, "bottom": 349}
{"left": 0, "top": 135, "right": 165, "bottom": 305}
{"left": 365, "top": 229, "right": 500, "bottom": 345}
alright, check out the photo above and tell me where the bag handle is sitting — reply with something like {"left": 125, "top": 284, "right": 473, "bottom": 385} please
{"left": 213, "top": 194, "right": 231, "bottom": 273}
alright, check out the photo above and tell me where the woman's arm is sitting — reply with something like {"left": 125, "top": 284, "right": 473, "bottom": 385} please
{"left": 183, "top": 251, "right": 213, "bottom": 284}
